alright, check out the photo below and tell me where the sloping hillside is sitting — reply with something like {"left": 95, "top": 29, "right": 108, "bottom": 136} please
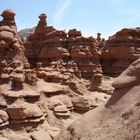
{"left": 56, "top": 59, "right": 140, "bottom": 140}
{"left": 64, "top": 85, "right": 140, "bottom": 140}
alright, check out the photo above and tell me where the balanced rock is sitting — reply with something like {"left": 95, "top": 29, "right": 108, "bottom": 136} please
{"left": 0, "top": 9, "right": 26, "bottom": 65}
{"left": 53, "top": 105, "right": 70, "bottom": 117}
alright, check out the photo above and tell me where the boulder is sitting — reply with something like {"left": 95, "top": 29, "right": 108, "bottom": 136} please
{"left": 71, "top": 96, "right": 90, "bottom": 111}
{"left": 31, "top": 130, "right": 52, "bottom": 140}
{"left": 0, "top": 110, "right": 9, "bottom": 126}
{"left": 7, "top": 102, "right": 43, "bottom": 121}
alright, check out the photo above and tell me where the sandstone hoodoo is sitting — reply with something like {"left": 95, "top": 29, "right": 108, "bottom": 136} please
{"left": 0, "top": 9, "right": 50, "bottom": 140}
{"left": 25, "top": 13, "right": 68, "bottom": 67}
{"left": 67, "top": 29, "right": 102, "bottom": 79}
{"left": 25, "top": 14, "right": 103, "bottom": 83}
{"left": 0, "top": 9, "right": 26, "bottom": 63}
{"left": 0, "top": 9, "right": 27, "bottom": 89}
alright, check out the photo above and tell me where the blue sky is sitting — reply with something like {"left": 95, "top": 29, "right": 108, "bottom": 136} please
{"left": 0, "top": 0, "right": 140, "bottom": 38}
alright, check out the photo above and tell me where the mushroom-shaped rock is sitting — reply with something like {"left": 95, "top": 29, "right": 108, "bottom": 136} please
{"left": 39, "top": 13, "right": 47, "bottom": 20}
{"left": 1, "top": 9, "right": 15, "bottom": 17}
{"left": 0, "top": 9, "right": 16, "bottom": 41}
{"left": 53, "top": 105, "right": 70, "bottom": 117}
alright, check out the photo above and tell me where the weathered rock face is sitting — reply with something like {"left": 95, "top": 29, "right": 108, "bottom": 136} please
{"left": 0, "top": 10, "right": 110, "bottom": 140}
{"left": 0, "top": 9, "right": 26, "bottom": 65}
{"left": 67, "top": 29, "right": 102, "bottom": 79}
{"left": 25, "top": 14, "right": 68, "bottom": 67}
{"left": 112, "top": 58, "right": 140, "bottom": 89}
{"left": 101, "top": 28, "right": 140, "bottom": 76}
{"left": 25, "top": 14, "right": 102, "bottom": 82}
{"left": 57, "top": 57, "right": 140, "bottom": 140}
{"left": 0, "top": 9, "right": 46, "bottom": 139}
{"left": 14, "top": 10, "right": 140, "bottom": 140}
{"left": 0, "top": 9, "right": 31, "bottom": 89}
{"left": 0, "top": 8, "right": 39, "bottom": 119}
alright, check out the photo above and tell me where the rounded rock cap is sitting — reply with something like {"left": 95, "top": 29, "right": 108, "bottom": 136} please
{"left": 39, "top": 13, "right": 47, "bottom": 20}
{"left": 1, "top": 9, "right": 15, "bottom": 17}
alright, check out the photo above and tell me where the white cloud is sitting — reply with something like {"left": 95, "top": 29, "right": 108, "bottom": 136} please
{"left": 52, "top": 0, "right": 73, "bottom": 26}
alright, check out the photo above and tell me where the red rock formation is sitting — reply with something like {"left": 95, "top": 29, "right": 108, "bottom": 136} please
{"left": 0, "top": 10, "right": 51, "bottom": 139}
{"left": 2, "top": 9, "right": 138, "bottom": 140}
{"left": 67, "top": 29, "right": 102, "bottom": 79}
{"left": 0, "top": 9, "right": 26, "bottom": 66}
{"left": 0, "top": 10, "right": 109, "bottom": 140}
{"left": 25, "top": 13, "right": 69, "bottom": 67}
{"left": 0, "top": 9, "right": 42, "bottom": 128}
{"left": 0, "top": 9, "right": 29, "bottom": 90}
{"left": 112, "top": 58, "right": 140, "bottom": 89}
{"left": 25, "top": 14, "right": 103, "bottom": 88}
{"left": 101, "top": 28, "right": 140, "bottom": 76}
{"left": 57, "top": 57, "right": 140, "bottom": 140}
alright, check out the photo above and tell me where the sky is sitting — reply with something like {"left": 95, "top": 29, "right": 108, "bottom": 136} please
{"left": 0, "top": 0, "right": 140, "bottom": 38}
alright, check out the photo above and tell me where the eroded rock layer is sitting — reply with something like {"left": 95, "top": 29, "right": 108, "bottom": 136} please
{"left": 57, "top": 57, "right": 140, "bottom": 140}
{"left": 25, "top": 13, "right": 102, "bottom": 81}
{"left": 0, "top": 8, "right": 140, "bottom": 140}
{"left": 101, "top": 28, "right": 140, "bottom": 76}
